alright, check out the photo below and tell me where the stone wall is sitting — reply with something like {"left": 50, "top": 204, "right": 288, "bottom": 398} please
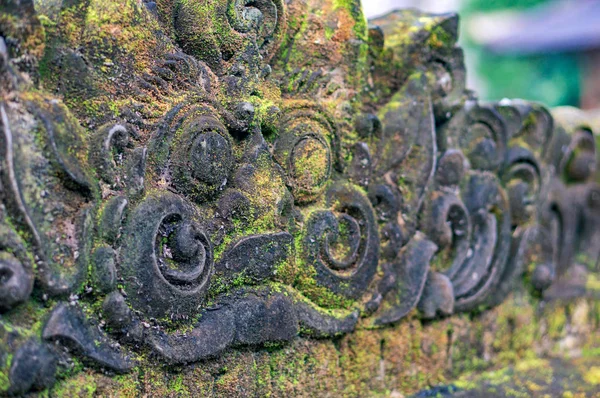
{"left": 0, "top": 0, "right": 598, "bottom": 396}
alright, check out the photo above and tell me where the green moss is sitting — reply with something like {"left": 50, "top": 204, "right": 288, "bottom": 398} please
{"left": 51, "top": 372, "right": 97, "bottom": 398}
{"left": 291, "top": 231, "right": 355, "bottom": 310}
{"left": 546, "top": 305, "right": 568, "bottom": 339}
{"left": 168, "top": 373, "right": 190, "bottom": 396}
{"left": 583, "top": 366, "right": 600, "bottom": 385}
{"left": 332, "top": 0, "right": 368, "bottom": 42}
{"left": 428, "top": 24, "right": 454, "bottom": 49}
{"left": 0, "top": 352, "right": 12, "bottom": 393}
{"left": 111, "top": 372, "right": 140, "bottom": 397}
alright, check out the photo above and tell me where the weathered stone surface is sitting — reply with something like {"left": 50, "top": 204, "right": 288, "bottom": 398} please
{"left": 0, "top": 0, "right": 598, "bottom": 396}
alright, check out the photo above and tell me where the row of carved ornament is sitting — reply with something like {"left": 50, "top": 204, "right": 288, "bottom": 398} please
{"left": 0, "top": 2, "right": 598, "bottom": 396}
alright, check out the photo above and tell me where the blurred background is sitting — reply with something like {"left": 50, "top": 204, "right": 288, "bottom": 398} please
{"left": 364, "top": 0, "right": 600, "bottom": 110}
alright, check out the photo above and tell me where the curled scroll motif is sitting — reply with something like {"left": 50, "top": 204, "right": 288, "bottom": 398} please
{"left": 90, "top": 123, "right": 132, "bottom": 186}
{"left": 2, "top": 0, "right": 600, "bottom": 394}
{"left": 491, "top": 102, "right": 547, "bottom": 226}
{"left": 150, "top": 104, "right": 234, "bottom": 202}
{"left": 452, "top": 172, "right": 512, "bottom": 311}
{"left": 486, "top": 102, "right": 551, "bottom": 305}
{"left": 576, "top": 183, "right": 600, "bottom": 269}
{"left": 534, "top": 181, "right": 575, "bottom": 290}
{"left": 417, "top": 151, "right": 469, "bottom": 318}
{"left": 0, "top": 100, "right": 94, "bottom": 297}
{"left": 422, "top": 189, "right": 471, "bottom": 280}
{"left": 536, "top": 117, "right": 598, "bottom": 295}
{"left": 274, "top": 103, "right": 338, "bottom": 203}
{"left": 417, "top": 101, "right": 514, "bottom": 316}
{"left": 120, "top": 193, "right": 214, "bottom": 319}
{"left": 561, "top": 128, "right": 597, "bottom": 183}
{"left": 500, "top": 107, "right": 597, "bottom": 297}
{"left": 424, "top": 14, "right": 467, "bottom": 122}
{"left": 418, "top": 173, "right": 506, "bottom": 317}
{"left": 0, "top": 211, "right": 33, "bottom": 312}
{"left": 495, "top": 100, "right": 554, "bottom": 157}
{"left": 368, "top": 183, "right": 406, "bottom": 262}
{"left": 302, "top": 183, "right": 379, "bottom": 300}
{"left": 174, "top": 0, "right": 284, "bottom": 77}
{"left": 430, "top": 47, "right": 466, "bottom": 121}
{"left": 455, "top": 104, "right": 507, "bottom": 172}
{"left": 227, "top": 0, "right": 286, "bottom": 59}
{"left": 503, "top": 147, "right": 541, "bottom": 226}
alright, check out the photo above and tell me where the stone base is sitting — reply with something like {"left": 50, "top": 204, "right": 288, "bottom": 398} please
{"left": 48, "top": 294, "right": 600, "bottom": 397}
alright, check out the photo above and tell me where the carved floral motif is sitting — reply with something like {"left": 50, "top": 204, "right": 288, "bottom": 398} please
{"left": 0, "top": 0, "right": 598, "bottom": 394}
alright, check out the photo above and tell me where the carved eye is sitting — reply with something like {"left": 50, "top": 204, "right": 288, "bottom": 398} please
{"left": 436, "top": 149, "right": 465, "bottom": 186}
{"left": 274, "top": 104, "right": 338, "bottom": 203}
{"left": 289, "top": 134, "right": 331, "bottom": 198}
{"left": 511, "top": 102, "right": 553, "bottom": 151}
{"left": 171, "top": 113, "right": 234, "bottom": 201}
{"left": 189, "top": 131, "right": 232, "bottom": 186}
{"left": 465, "top": 122, "right": 498, "bottom": 169}
{"left": 91, "top": 123, "right": 132, "bottom": 186}
{"left": 228, "top": 0, "right": 284, "bottom": 57}
{"left": 421, "top": 190, "right": 471, "bottom": 277}
{"left": 322, "top": 213, "right": 361, "bottom": 271}
{"left": 431, "top": 60, "right": 453, "bottom": 98}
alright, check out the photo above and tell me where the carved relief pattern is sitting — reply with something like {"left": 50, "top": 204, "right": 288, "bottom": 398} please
{"left": 0, "top": 0, "right": 598, "bottom": 394}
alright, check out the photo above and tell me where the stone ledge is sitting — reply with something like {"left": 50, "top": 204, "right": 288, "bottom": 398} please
{"left": 46, "top": 294, "right": 600, "bottom": 397}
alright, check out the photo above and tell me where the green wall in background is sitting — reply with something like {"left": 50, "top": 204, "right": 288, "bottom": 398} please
{"left": 461, "top": 0, "right": 582, "bottom": 107}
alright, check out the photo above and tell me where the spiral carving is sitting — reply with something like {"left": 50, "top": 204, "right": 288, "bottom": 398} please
{"left": 302, "top": 183, "right": 379, "bottom": 300}
{"left": 368, "top": 183, "right": 406, "bottom": 261}
{"left": 483, "top": 102, "right": 551, "bottom": 306}
{"left": 430, "top": 48, "right": 466, "bottom": 121}
{"left": 561, "top": 128, "right": 597, "bottom": 182}
{"left": 418, "top": 103, "right": 514, "bottom": 314}
{"left": 503, "top": 150, "right": 540, "bottom": 226}
{"left": 151, "top": 105, "right": 234, "bottom": 202}
{"left": 227, "top": 0, "right": 285, "bottom": 59}
{"left": 439, "top": 104, "right": 507, "bottom": 172}
{"left": 422, "top": 190, "right": 471, "bottom": 277}
{"left": 2, "top": 2, "right": 600, "bottom": 393}
{"left": 495, "top": 102, "right": 548, "bottom": 226}
{"left": 274, "top": 104, "right": 337, "bottom": 203}
{"left": 452, "top": 172, "right": 512, "bottom": 311}
{"left": 90, "top": 123, "right": 132, "bottom": 186}
{"left": 120, "top": 193, "right": 213, "bottom": 319}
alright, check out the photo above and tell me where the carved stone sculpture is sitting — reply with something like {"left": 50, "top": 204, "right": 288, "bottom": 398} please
{"left": 0, "top": 0, "right": 598, "bottom": 395}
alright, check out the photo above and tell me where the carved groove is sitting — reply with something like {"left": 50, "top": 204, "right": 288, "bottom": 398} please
{"left": 0, "top": 1, "right": 597, "bottom": 394}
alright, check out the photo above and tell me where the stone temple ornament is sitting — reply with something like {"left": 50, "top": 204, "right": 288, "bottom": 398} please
{"left": 0, "top": 0, "right": 598, "bottom": 395}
